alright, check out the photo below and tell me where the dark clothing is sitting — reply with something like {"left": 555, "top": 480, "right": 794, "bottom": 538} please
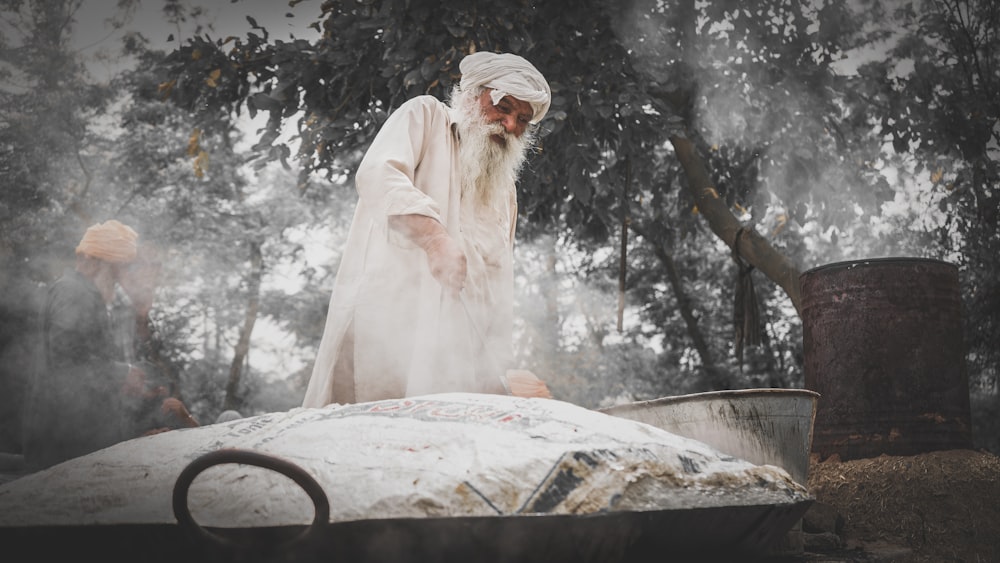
{"left": 109, "top": 291, "right": 185, "bottom": 437}
{"left": 120, "top": 381, "right": 188, "bottom": 438}
{"left": 22, "top": 270, "right": 130, "bottom": 471}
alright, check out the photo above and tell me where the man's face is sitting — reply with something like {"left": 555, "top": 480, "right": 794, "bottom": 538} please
{"left": 117, "top": 255, "right": 162, "bottom": 313}
{"left": 454, "top": 85, "right": 536, "bottom": 203}
{"left": 476, "top": 90, "right": 534, "bottom": 146}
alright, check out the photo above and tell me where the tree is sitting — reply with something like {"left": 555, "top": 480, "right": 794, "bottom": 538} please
{"left": 0, "top": 0, "right": 140, "bottom": 452}
{"left": 114, "top": 33, "right": 331, "bottom": 416}
{"left": 150, "top": 0, "right": 996, "bottom": 429}
{"left": 156, "top": 0, "right": 857, "bottom": 390}
{"left": 0, "top": 0, "right": 332, "bottom": 428}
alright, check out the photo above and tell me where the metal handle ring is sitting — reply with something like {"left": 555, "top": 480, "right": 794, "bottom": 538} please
{"left": 172, "top": 448, "right": 330, "bottom": 551}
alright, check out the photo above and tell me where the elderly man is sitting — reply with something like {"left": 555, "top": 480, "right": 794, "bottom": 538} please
{"left": 303, "top": 52, "right": 552, "bottom": 407}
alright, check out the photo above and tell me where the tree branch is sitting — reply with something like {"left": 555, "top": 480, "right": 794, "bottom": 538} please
{"left": 669, "top": 135, "right": 804, "bottom": 314}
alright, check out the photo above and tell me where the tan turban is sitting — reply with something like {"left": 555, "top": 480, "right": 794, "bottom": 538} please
{"left": 459, "top": 52, "right": 551, "bottom": 124}
{"left": 75, "top": 220, "right": 139, "bottom": 263}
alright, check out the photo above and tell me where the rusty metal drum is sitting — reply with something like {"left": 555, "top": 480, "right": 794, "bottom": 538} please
{"left": 800, "top": 257, "right": 972, "bottom": 461}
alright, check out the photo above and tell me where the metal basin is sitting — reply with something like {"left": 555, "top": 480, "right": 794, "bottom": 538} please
{"left": 598, "top": 388, "right": 819, "bottom": 485}
{"left": 600, "top": 388, "right": 820, "bottom": 555}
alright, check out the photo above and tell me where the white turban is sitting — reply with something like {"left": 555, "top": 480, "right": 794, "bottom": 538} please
{"left": 75, "top": 220, "right": 139, "bottom": 263}
{"left": 459, "top": 52, "right": 551, "bottom": 124}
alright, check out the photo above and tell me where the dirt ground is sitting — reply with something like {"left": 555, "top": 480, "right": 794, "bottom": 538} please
{"left": 799, "top": 448, "right": 1000, "bottom": 562}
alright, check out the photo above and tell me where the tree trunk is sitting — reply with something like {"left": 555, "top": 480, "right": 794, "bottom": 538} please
{"left": 632, "top": 223, "right": 729, "bottom": 390}
{"left": 618, "top": 156, "right": 630, "bottom": 332}
{"left": 669, "top": 135, "right": 804, "bottom": 314}
{"left": 224, "top": 241, "right": 263, "bottom": 411}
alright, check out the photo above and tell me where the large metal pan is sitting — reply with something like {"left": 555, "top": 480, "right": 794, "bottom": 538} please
{"left": 1, "top": 447, "right": 811, "bottom": 563}
{"left": 1, "top": 393, "right": 813, "bottom": 562}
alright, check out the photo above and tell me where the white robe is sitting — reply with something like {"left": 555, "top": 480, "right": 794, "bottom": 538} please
{"left": 302, "top": 95, "right": 517, "bottom": 407}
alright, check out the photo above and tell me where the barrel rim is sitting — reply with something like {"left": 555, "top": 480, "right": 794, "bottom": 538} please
{"left": 800, "top": 256, "right": 955, "bottom": 278}
{"left": 598, "top": 388, "right": 820, "bottom": 414}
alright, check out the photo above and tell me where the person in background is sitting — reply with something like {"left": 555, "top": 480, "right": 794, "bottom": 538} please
{"left": 302, "top": 52, "right": 553, "bottom": 407}
{"left": 22, "top": 221, "right": 195, "bottom": 472}
{"left": 23, "top": 220, "right": 149, "bottom": 470}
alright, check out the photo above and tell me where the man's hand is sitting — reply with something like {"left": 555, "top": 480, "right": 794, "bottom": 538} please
{"left": 505, "top": 369, "right": 552, "bottom": 399}
{"left": 422, "top": 232, "right": 467, "bottom": 296}
{"left": 389, "top": 214, "right": 467, "bottom": 296}
{"left": 161, "top": 397, "right": 199, "bottom": 427}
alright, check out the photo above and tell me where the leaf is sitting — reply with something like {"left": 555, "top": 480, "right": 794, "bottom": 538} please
{"left": 930, "top": 168, "right": 944, "bottom": 184}
{"left": 570, "top": 175, "right": 592, "bottom": 205}
{"left": 420, "top": 58, "right": 442, "bottom": 80}
{"left": 445, "top": 23, "right": 466, "bottom": 38}
{"left": 206, "top": 68, "right": 222, "bottom": 88}
{"left": 186, "top": 129, "right": 201, "bottom": 157}
{"left": 403, "top": 68, "right": 423, "bottom": 89}
{"left": 771, "top": 214, "right": 787, "bottom": 237}
{"left": 193, "top": 150, "right": 209, "bottom": 178}
{"left": 248, "top": 92, "right": 282, "bottom": 112}
{"left": 157, "top": 80, "right": 176, "bottom": 99}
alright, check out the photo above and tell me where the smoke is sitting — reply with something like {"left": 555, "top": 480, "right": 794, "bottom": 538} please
{"left": 510, "top": 234, "right": 679, "bottom": 408}
{"left": 609, "top": 0, "right": 935, "bottom": 269}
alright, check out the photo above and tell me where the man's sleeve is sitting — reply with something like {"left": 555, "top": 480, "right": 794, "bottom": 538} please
{"left": 354, "top": 96, "right": 446, "bottom": 226}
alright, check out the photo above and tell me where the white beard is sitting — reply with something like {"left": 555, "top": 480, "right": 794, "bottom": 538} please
{"left": 451, "top": 87, "right": 535, "bottom": 214}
